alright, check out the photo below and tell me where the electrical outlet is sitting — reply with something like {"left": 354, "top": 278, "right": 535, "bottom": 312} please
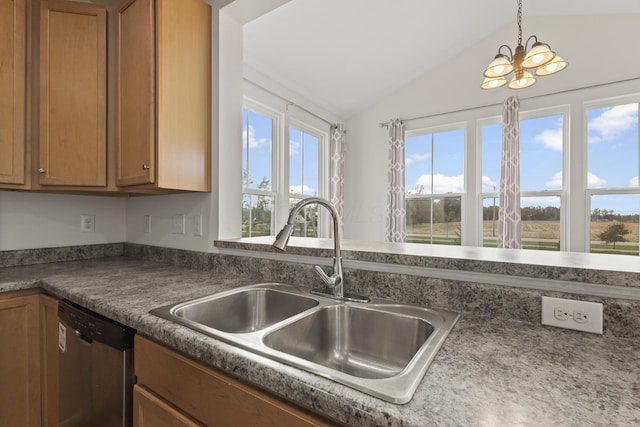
{"left": 541, "top": 296, "right": 603, "bottom": 334}
{"left": 193, "top": 215, "right": 203, "bottom": 236}
{"left": 80, "top": 215, "right": 95, "bottom": 232}
{"left": 171, "top": 214, "right": 185, "bottom": 234}
{"left": 144, "top": 215, "right": 151, "bottom": 233}
{"left": 554, "top": 307, "right": 570, "bottom": 321}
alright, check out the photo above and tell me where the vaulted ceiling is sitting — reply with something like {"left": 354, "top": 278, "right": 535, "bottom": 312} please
{"left": 240, "top": 0, "right": 640, "bottom": 119}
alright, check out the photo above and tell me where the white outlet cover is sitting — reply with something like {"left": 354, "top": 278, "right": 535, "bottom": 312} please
{"left": 193, "top": 215, "right": 203, "bottom": 236}
{"left": 172, "top": 214, "right": 185, "bottom": 234}
{"left": 144, "top": 215, "right": 151, "bottom": 233}
{"left": 541, "top": 296, "right": 603, "bottom": 334}
{"left": 80, "top": 215, "right": 95, "bottom": 232}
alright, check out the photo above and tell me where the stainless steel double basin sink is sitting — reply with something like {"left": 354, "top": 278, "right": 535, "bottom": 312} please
{"left": 150, "top": 283, "right": 459, "bottom": 404}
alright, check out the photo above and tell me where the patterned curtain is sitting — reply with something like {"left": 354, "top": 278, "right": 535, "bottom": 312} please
{"left": 386, "top": 118, "right": 406, "bottom": 242}
{"left": 498, "top": 96, "right": 522, "bottom": 249}
{"left": 330, "top": 124, "right": 346, "bottom": 229}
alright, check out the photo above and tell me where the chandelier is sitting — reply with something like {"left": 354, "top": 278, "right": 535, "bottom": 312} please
{"left": 481, "top": 0, "right": 567, "bottom": 90}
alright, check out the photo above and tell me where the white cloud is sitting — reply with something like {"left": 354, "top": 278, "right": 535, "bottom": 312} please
{"left": 630, "top": 176, "right": 639, "bottom": 187}
{"left": 289, "top": 184, "right": 316, "bottom": 195}
{"left": 405, "top": 153, "right": 431, "bottom": 165}
{"left": 534, "top": 127, "right": 563, "bottom": 152}
{"left": 289, "top": 140, "right": 300, "bottom": 156}
{"left": 588, "top": 103, "right": 638, "bottom": 142}
{"left": 481, "top": 175, "right": 498, "bottom": 192}
{"left": 408, "top": 174, "right": 464, "bottom": 194}
{"left": 243, "top": 125, "right": 268, "bottom": 149}
{"left": 545, "top": 171, "right": 563, "bottom": 188}
{"left": 587, "top": 172, "right": 607, "bottom": 188}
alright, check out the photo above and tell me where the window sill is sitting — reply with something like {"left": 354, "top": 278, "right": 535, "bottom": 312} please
{"left": 215, "top": 237, "right": 640, "bottom": 289}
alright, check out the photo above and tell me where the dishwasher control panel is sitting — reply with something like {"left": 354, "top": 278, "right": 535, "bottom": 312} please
{"left": 58, "top": 300, "right": 134, "bottom": 351}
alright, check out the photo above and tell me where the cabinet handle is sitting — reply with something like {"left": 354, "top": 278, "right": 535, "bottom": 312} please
{"left": 142, "top": 164, "right": 150, "bottom": 170}
{"left": 37, "top": 168, "right": 46, "bottom": 174}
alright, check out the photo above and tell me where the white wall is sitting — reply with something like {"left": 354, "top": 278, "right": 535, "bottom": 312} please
{"left": 343, "top": 14, "right": 640, "bottom": 242}
{"left": 0, "top": 192, "right": 126, "bottom": 250}
{"left": 125, "top": 192, "right": 212, "bottom": 252}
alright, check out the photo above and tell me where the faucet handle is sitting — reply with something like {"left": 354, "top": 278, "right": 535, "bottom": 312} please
{"left": 314, "top": 265, "right": 341, "bottom": 287}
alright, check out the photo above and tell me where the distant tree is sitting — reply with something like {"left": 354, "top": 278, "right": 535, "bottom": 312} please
{"left": 597, "top": 222, "right": 631, "bottom": 248}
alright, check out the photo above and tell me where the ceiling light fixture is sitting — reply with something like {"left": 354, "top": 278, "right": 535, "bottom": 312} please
{"left": 481, "top": 0, "right": 567, "bottom": 90}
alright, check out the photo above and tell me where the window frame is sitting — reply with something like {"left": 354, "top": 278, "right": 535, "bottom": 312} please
{"left": 477, "top": 105, "right": 570, "bottom": 251}
{"left": 242, "top": 95, "right": 331, "bottom": 238}
{"left": 241, "top": 99, "right": 282, "bottom": 237}
{"left": 583, "top": 94, "right": 640, "bottom": 253}
{"left": 284, "top": 115, "right": 331, "bottom": 238}
{"left": 404, "top": 122, "right": 466, "bottom": 245}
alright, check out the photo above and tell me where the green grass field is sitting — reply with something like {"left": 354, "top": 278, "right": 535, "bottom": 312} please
{"left": 406, "top": 220, "right": 639, "bottom": 255}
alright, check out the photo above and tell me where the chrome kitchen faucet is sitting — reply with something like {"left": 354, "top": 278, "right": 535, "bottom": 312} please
{"left": 273, "top": 197, "right": 368, "bottom": 302}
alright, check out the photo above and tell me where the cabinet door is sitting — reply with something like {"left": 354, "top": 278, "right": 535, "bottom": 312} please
{"left": 116, "top": 0, "right": 155, "bottom": 187}
{"left": 39, "top": 0, "right": 107, "bottom": 186}
{"left": 0, "top": 294, "right": 41, "bottom": 427}
{"left": 155, "top": 0, "right": 210, "bottom": 191}
{"left": 40, "top": 294, "right": 59, "bottom": 427}
{"left": 136, "top": 336, "right": 335, "bottom": 427}
{"left": 0, "top": 0, "right": 26, "bottom": 184}
{"left": 134, "top": 384, "right": 203, "bottom": 427}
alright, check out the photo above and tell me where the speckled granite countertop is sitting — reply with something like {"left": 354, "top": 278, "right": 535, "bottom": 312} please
{"left": 2, "top": 257, "right": 639, "bottom": 427}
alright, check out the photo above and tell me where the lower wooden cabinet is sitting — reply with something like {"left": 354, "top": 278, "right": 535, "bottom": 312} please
{"left": 0, "top": 291, "right": 41, "bottom": 427}
{"left": 39, "top": 293, "right": 60, "bottom": 427}
{"left": 0, "top": 290, "right": 60, "bottom": 427}
{"left": 135, "top": 335, "right": 337, "bottom": 427}
{"left": 134, "top": 384, "right": 203, "bottom": 427}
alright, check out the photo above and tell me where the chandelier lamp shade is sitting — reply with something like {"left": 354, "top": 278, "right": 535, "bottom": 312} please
{"left": 481, "top": 0, "right": 567, "bottom": 90}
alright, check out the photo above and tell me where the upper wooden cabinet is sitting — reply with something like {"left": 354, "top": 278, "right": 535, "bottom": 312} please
{"left": 38, "top": 0, "right": 107, "bottom": 187}
{"left": 0, "top": 0, "right": 27, "bottom": 185}
{"left": 116, "top": 0, "right": 211, "bottom": 192}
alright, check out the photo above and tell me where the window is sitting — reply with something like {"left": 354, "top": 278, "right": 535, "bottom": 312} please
{"left": 242, "top": 105, "right": 276, "bottom": 237}
{"left": 289, "top": 125, "right": 322, "bottom": 237}
{"left": 480, "top": 110, "right": 567, "bottom": 251}
{"left": 405, "top": 127, "right": 464, "bottom": 245}
{"left": 241, "top": 97, "right": 330, "bottom": 238}
{"left": 587, "top": 100, "right": 640, "bottom": 255}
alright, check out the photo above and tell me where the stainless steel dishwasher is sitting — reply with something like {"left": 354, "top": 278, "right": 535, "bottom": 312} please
{"left": 57, "top": 300, "right": 135, "bottom": 427}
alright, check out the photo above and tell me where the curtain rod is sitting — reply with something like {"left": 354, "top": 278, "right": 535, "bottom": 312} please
{"left": 378, "top": 76, "right": 640, "bottom": 127}
{"left": 243, "top": 78, "right": 339, "bottom": 128}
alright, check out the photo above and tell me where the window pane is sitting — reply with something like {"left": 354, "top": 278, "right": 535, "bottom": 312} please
{"left": 406, "top": 134, "right": 432, "bottom": 194}
{"left": 482, "top": 196, "right": 561, "bottom": 250}
{"left": 433, "top": 129, "right": 464, "bottom": 192}
{"left": 482, "top": 115, "right": 564, "bottom": 193}
{"left": 290, "top": 127, "right": 319, "bottom": 197}
{"left": 242, "top": 108, "right": 273, "bottom": 190}
{"left": 406, "top": 129, "right": 464, "bottom": 195}
{"left": 242, "top": 194, "right": 273, "bottom": 237}
{"left": 521, "top": 196, "right": 561, "bottom": 251}
{"left": 590, "top": 194, "right": 640, "bottom": 256}
{"left": 288, "top": 197, "right": 318, "bottom": 237}
{"left": 406, "top": 197, "right": 461, "bottom": 245}
{"left": 587, "top": 103, "right": 639, "bottom": 189}
{"left": 520, "top": 115, "right": 564, "bottom": 192}
{"left": 481, "top": 196, "right": 500, "bottom": 247}
{"left": 481, "top": 123, "right": 501, "bottom": 193}
{"left": 406, "top": 199, "right": 432, "bottom": 243}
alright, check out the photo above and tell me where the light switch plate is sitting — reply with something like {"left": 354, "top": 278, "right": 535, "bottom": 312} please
{"left": 172, "top": 214, "right": 185, "bottom": 234}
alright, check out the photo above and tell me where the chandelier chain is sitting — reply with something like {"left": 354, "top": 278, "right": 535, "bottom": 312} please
{"left": 517, "top": 0, "right": 522, "bottom": 45}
